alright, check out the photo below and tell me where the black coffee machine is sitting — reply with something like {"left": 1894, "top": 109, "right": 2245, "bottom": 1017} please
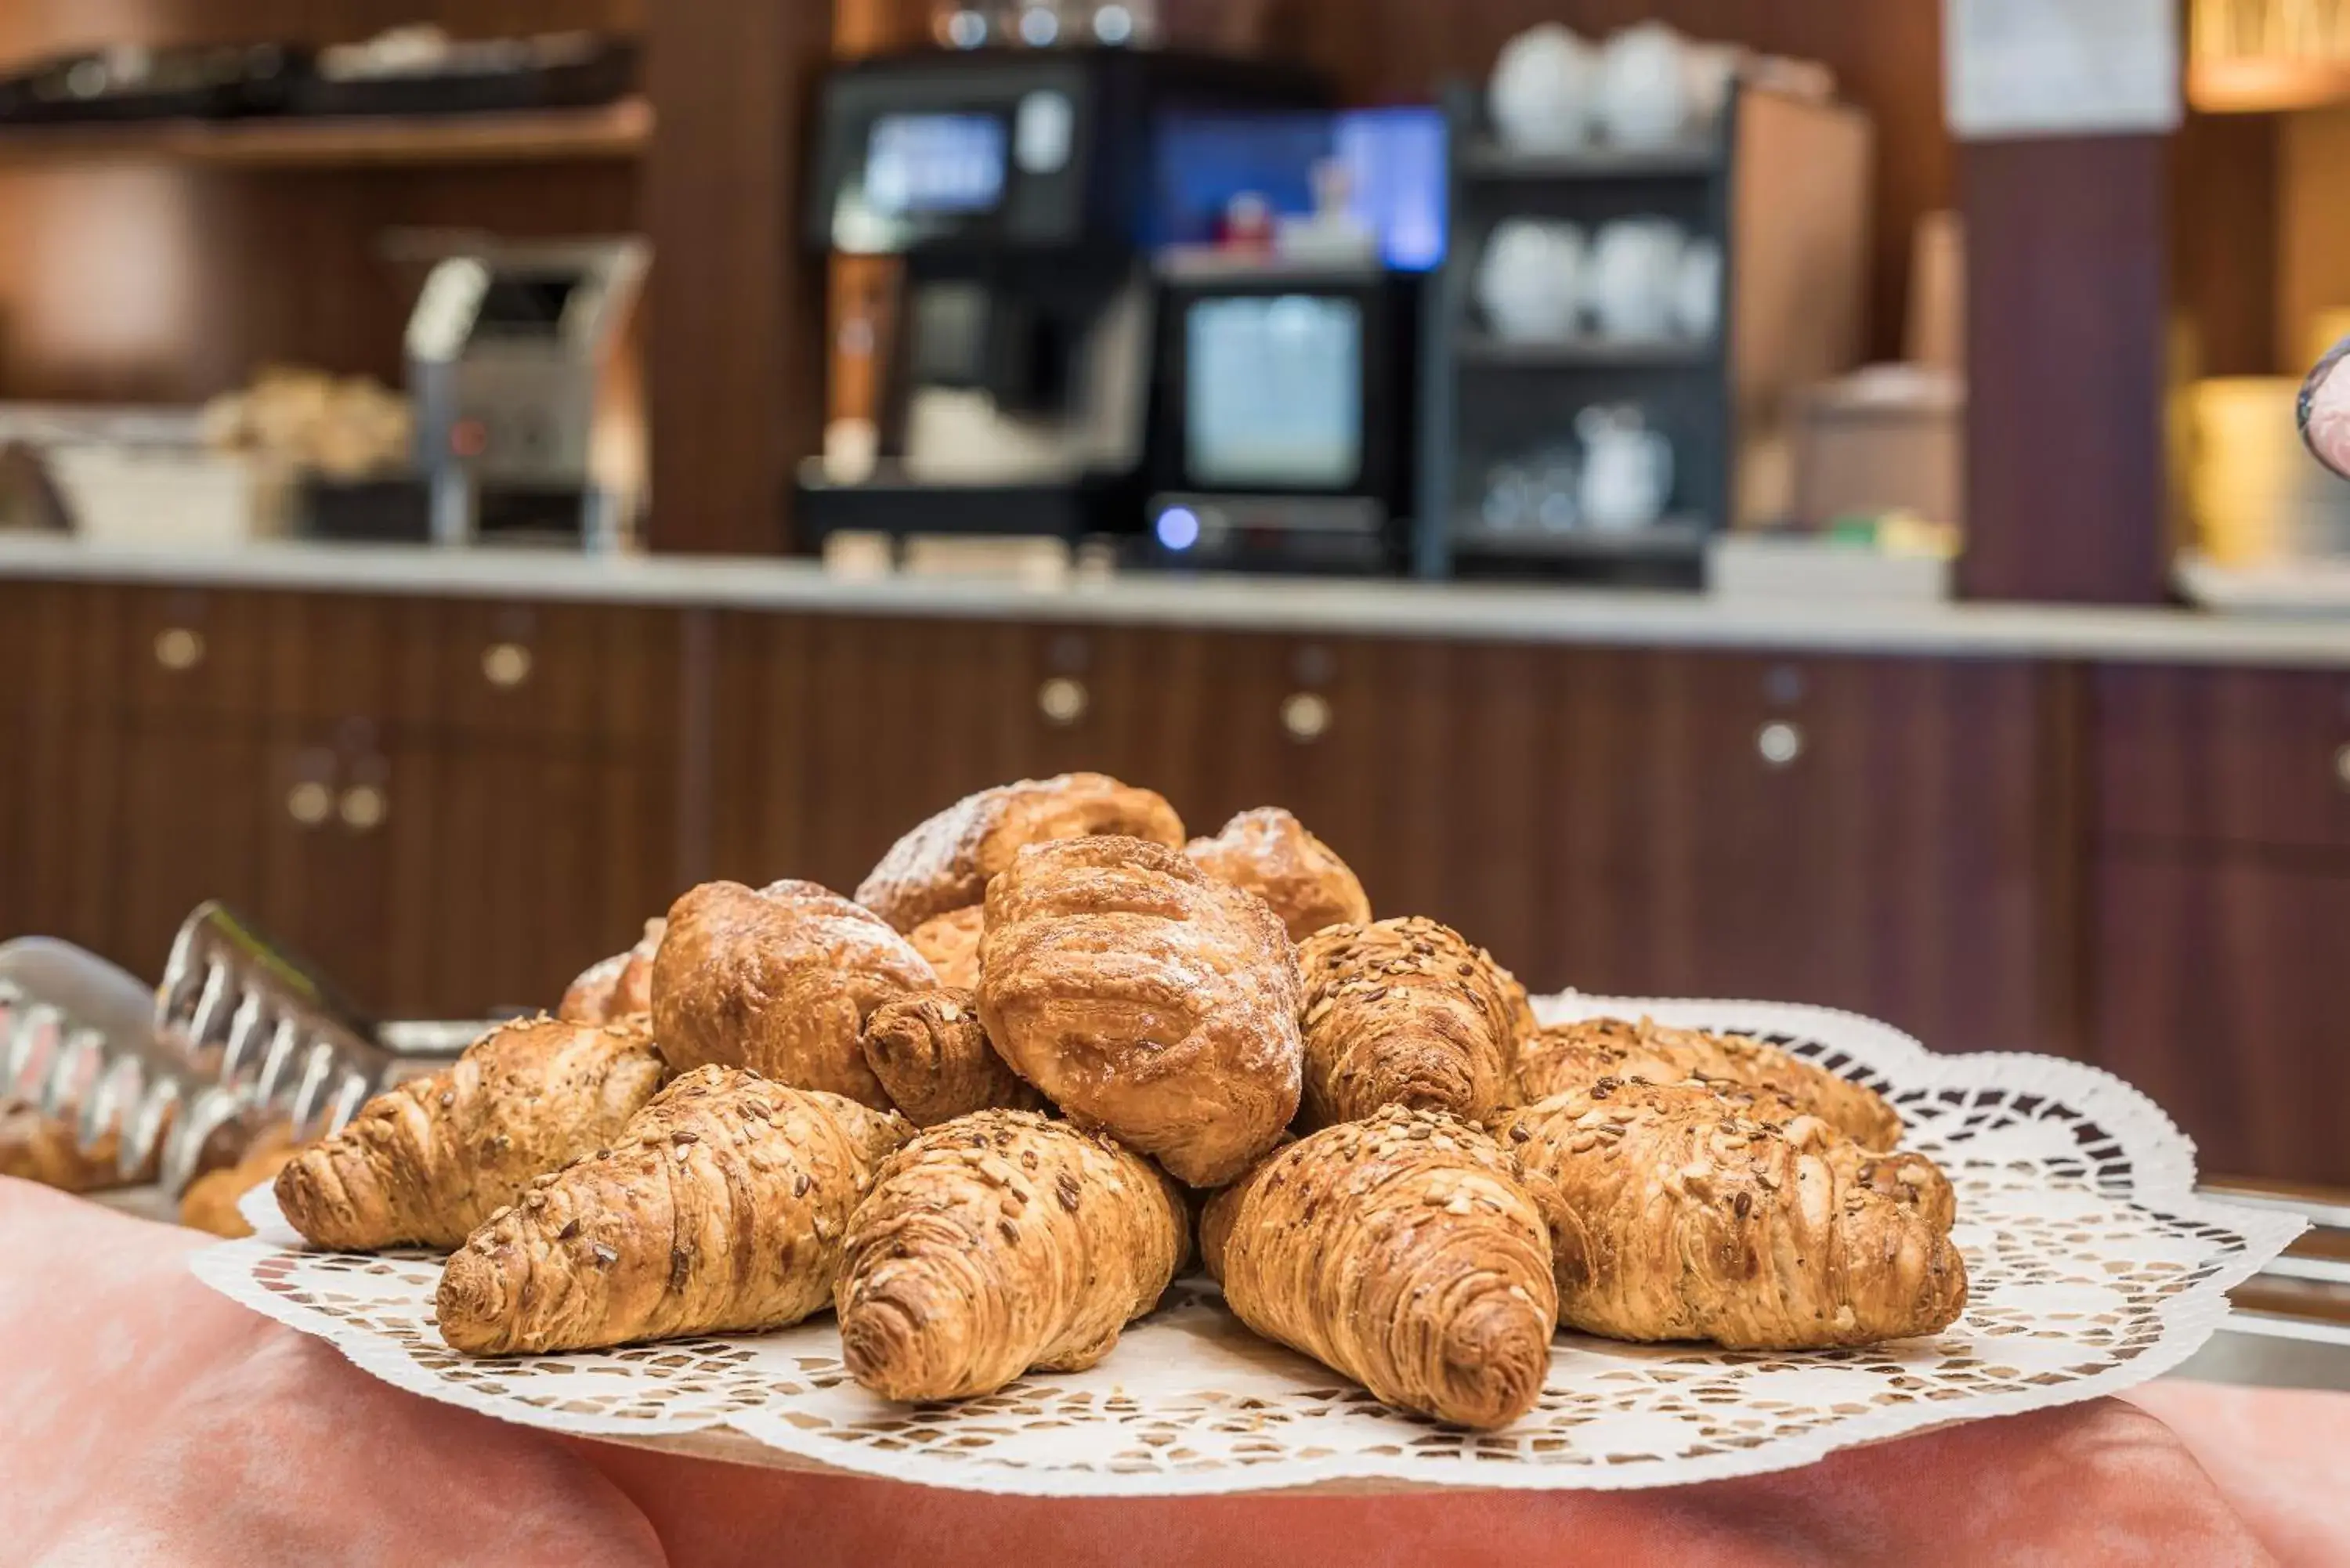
{"left": 797, "top": 49, "right": 1325, "bottom": 547}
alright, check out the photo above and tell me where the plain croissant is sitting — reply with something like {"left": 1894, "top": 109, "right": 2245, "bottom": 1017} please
{"left": 1513, "top": 1016, "right": 1902, "bottom": 1151}
{"left": 436, "top": 1067, "right": 912, "bottom": 1355}
{"left": 275, "top": 1016, "right": 667, "bottom": 1252}
{"left": 859, "top": 987, "right": 1046, "bottom": 1128}
{"left": 1494, "top": 1078, "right": 1965, "bottom": 1349}
{"left": 1295, "top": 917, "right": 1520, "bottom": 1130}
{"left": 1202, "top": 1107, "right": 1557, "bottom": 1429}
{"left": 836, "top": 1110, "right": 1188, "bottom": 1401}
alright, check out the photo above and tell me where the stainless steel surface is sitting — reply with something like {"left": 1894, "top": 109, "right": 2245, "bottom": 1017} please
{"left": 2178, "top": 1313, "right": 2350, "bottom": 1393}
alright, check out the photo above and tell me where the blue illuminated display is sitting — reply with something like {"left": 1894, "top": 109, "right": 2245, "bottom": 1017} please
{"left": 1155, "top": 507, "right": 1202, "bottom": 550}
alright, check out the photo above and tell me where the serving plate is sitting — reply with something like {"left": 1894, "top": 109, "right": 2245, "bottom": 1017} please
{"left": 191, "top": 996, "right": 2303, "bottom": 1495}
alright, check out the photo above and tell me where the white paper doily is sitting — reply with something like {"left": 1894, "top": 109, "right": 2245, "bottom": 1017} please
{"left": 191, "top": 997, "right": 2305, "bottom": 1496}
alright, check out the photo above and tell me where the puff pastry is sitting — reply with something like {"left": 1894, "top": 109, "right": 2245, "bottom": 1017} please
{"left": 559, "top": 918, "right": 665, "bottom": 1024}
{"left": 438, "top": 1067, "right": 911, "bottom": 1354}
{"left": 651, "top": 879, "right": 935, "bottom": 1109}
{"left": 1495, "top": 1078, "right": 1965, "bottom": 1348}
{"left": 908, "top": 905, "right": 985, "bottom": 990}
{"left": 0, "top": 1099, "right": 151, "bottom": 1193}
{"left": 1295, "top": 917, "right": 1519, "bottom": 1130}
{"left": 1183, "top": 807, "right": 1370, "bottom": 941}
{"left": 274, "top": 1016, "right": 667, "bottom": 1252}
{"left": 180, "top": 1141, "right": 301, "bottom": 1239}
{"left": 855, "top": 774, "right": 1185, "bottom": 934}
{"left": 1514, "top": 1017, "right": 1901, "bottom": 1150}
{"left": 1202, "top": 1107, "right": 1556, "bottom": 1429}
{"left": 977, "top": 836, "right": 1302, "bottom": 1186}
{"left": 836, "top": 1110, "right": 1188, "bottom": 1400}
{"left": 859, "top": 987, "right": 1046, "bottom": 1127}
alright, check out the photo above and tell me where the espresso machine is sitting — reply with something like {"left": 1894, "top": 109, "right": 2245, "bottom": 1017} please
{"left": 797, "top": 49, "right": 1324, "bottom": 547}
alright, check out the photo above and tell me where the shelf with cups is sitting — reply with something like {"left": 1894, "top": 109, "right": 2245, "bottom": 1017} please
{"left": 1452, "top": 331, "right": 1716, "bottom": 370}
{"left": 1454, "top": 134, "right": 1723, "bottom": 182}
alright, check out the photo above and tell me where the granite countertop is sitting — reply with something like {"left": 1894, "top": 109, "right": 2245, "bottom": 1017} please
{"left": 3, "top": 533, "right": 2348, "bottom": 668}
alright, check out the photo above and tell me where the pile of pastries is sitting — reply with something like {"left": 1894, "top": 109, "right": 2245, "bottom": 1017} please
{"left": 272, "top": 774, "right": 1965, "bottom": 1430}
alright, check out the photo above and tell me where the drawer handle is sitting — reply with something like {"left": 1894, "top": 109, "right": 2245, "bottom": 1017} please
{"left": 2336, "top": 742, "right": 2350, "bottom": 793}
{"left": 338, "top": 785, "right": 388, "bottom": 833}
{"left": 286, "top": 780, "right": 332, "bottom": 827}
{"left": 482, "top": 641, "right": 533, "bottom": 689}
{"left": 1282, "top": 692, "right": 1332, "bottom": 743}
{"left": 154, "top": 627, "right": 205, "bottom": 672}
{"left": 1756, "top": 721, "right": 1804, "bottom": 768}
{"left": 1037, "top": 677, "right": 1088, "bottom": 727}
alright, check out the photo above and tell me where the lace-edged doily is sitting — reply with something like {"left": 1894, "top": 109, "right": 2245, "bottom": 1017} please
{"left": 192, "top": 996, "right": 2304, "bottom": 1496}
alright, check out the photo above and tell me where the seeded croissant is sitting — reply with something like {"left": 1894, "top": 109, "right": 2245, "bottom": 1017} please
{"left": 437, "top": 1067, "right": 911, "bottom": 1355}
{"left": 1183, "top": 807, "right": 1370, "bottom": 941}
{"left": 274, "top": 1016, "right": 667, "bottom": 1252}
{"left": 1202, "top": 1107, "right": 1556, "bottom": 1429}
{"left": 836, "top": 1110, "right": 1188, "bottom": 1401}
{"left": 1495, "top": 1078, "right": 1965, "bottom": 1349}
{"left": 859, "top": 987, "right": 1046, "bottom": 1128}
{"left": 1514, "top": 1017, "right": 1902, "bottom": 1150}
{"left": 1295, "top": 917, "right": 1519, "bottom": 1131}
{"left": 978, "top": 835, "right": 1302, "bottom": 1186}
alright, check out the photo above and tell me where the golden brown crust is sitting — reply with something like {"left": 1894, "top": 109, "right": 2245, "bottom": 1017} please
{"left": 1514, "top": 1017, "right": 1902, "bottom": 1150}
{"left": 1202, "top": 1107, "right": 1556, "bottom": 1430}
{"left": 273, "top": 1016, "right": 667, "bottom": 1252}
{"left": 908, "top": 905, "right": 985, "bottom": 990}
{"left": 1494, "top": 1078, "right": 1965, "bottom": 1349}
{"left": 0, "top": 1099, "right": 154, "bottom": 1193}
{"left": 836, "top": 1110, "right": 1188, "bottom": 1400}
{"left": 650, "top": 880, "right": 935, "bottom": 1109}
{"left": 180, "top": 1143, "right": 301, "bottom": 1238}
{"left": 436, "top": 1067, "right": 912, "bottom": 1355}
{"left": 1183, "top": 807, "right": 1371, "bottom": 941}
{"left": 855, "top": 774, "right": 1186, "bottom": 934}
{"left": 859, "top": 987, "right": 1047, "bottom": 1127}
{"left": 558, "top": 918, "right": 665, "bottom": 1024}
{"left": 1294, "top": 917, "right": 1519, "bottom": 1131}
{"left": 976, "top": 836, "right": 1302, "bottom": 1187}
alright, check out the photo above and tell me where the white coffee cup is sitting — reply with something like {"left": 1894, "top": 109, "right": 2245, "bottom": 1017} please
{"left": 1488, "top": 23, "right": 1601, "bottom": 153}
{"left": 1476, "top": 219, "right": 1585, "bottom": 341}
{"left": 1673, "top": 237, "right": 1723, "bottom": 341}
{"left": 1578, "top": 405, "right": 1674, "bottom": 532}
{"left": 1587, "top": 219, "right": 1684, "bottom": 341}
{"left": 1596, "top": 23, "right": 1692, "bottom": 149}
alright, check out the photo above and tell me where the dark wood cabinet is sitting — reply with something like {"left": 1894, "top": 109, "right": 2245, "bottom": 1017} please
{"left": 2095, "top": 665, "right": 2350, "bottom": 852}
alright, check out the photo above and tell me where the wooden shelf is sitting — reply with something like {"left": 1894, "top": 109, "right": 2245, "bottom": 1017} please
{"left": 1455, "top": 330, "right": 1714, "bottom": 370}
{"left": 1457, "top": 135, "right": 1721, "bottom": 181}
{"left": 0, "top": 97, "right": 651, "bottom": 168}
{"left": 1451, "top": 516, "right": 1712, "bottom": 558}
{"left": 2189, "top": 56, "right": 2350, "bottom": 114}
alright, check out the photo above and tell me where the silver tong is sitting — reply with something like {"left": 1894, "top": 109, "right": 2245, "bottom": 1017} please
{"left": 3, "top": 902, "right": 476, "bottom": 1194}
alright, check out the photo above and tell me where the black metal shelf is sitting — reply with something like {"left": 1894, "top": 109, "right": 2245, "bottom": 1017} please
{"left": 1449, "top": 516, "right": 1711, "bottom": 558}
{"left": 1454, "top": 331, "right": 1715, "bottom": 370}
{"left": 1456, "top": 135, "right": 1723, "bottom": 182}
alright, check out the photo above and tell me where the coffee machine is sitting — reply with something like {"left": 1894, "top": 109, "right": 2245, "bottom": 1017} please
{"left": 797, "top": 49, "right": 1324, "bottom": 547}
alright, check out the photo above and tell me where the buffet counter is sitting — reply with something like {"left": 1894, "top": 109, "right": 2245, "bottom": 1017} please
{"left": 2, "top": 533, "right": 2348, "bottom": 667}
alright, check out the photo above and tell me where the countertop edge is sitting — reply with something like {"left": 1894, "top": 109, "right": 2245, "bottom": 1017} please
{"left": 3, "top": 537, "right": 2349, "bottom": 668}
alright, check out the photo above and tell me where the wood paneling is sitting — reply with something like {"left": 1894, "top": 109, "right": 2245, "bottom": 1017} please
{"left": 2095, "top": 665, "right": 2350, "bottom": 852}
{"left": 1959, "top": 135, "right": 2170, "bottom": 605}
{"left": 2173, "top": 113, "right": 2279, "bottom": 379}
{"left": 643, "top": 0, "right": 831, "bottom": 553}
{"left": 2092, "top": 851, "right": 2350, "bottom": 1186}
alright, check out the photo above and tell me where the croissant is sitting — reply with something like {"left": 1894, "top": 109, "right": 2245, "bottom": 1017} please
{"left": 0, "top": 1099, "right": 152, "bottom": 1192}
{"left": 1494, "top": 1078, "right": 1965, "bottom": 1349}
{"left": 859, "top": 987, "right": 1046, "bottom": 1128}
{"left": 908, "top": 905, "right": 984, "bottom": 989}
{"left": 559, "top": 918, "right": 665, "bottom": 1023}
{"left": 1514, "top": 1017, "right": 1902, "bottom": 1150}
{"left": 977, "top": 835, "right": 1302, "bottom": 1186}
{"left": 1183, "top": 807, "right": 1370, "bottom": 941}
{"left": 1202, "top": 1107, "right": 1556, "bottom": 1429}
{"left": 1295, "top": 917, "right": 1519, "bottom": 1131}
{"left": 836, "top": 1110, "right": 1188, "bottom": 1400}
{"left": 180, "top": 1143, "right": 301, "bottom": 1238}
{"left": 438, "top": 1067, "right": 912, "bottom": 1355}
{"left": 274, "top": 1016, "right": 667, "bottom": 1252}
{"left": 651, "top": 879, "right": 935, "bottom": 1109}
{"left": 855, "top": 773, "right": 1185, "bottom": 934}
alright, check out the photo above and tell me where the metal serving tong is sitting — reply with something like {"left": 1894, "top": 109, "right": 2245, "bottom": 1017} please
{"left": 3, "top": 902, "right": 475, "bottom": 1194}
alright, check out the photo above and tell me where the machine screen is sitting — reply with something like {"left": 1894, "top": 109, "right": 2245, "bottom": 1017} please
{"left": 474, "top": 276, "right": 580, "bottom": 334}
{"left": 866, "top": 113, "right": 1008, "bottom": 215}
{"left": 1185, "top": 294, "right": 1362, "bottom": 489}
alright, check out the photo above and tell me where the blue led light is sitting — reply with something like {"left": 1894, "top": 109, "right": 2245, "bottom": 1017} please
{"left": 1155, "top": 507, "right": 1202, "bottom": 551}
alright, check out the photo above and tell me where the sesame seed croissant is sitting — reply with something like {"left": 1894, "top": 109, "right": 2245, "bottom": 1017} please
{"left": 1513, "top": 1017, "right": 1903, "bottom": 1151}
{"left": 1495, "top": 1078, "right": 1965, "bottom": 1349}
{"left": 436, "top": 1067, "right": 911, "bottom": 1355}
{"left": 1202, "top": 1107, "right": 1557, "bottom": 1430}
{"left": 835, "top": 1110, "right": 1188, "bottom": 1401}
{"left": 274, "top": 1015, "right": 667, "bottom": 1252}
{"left": 1295, "top": 917, "right": 1520, "bottom": 1131}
